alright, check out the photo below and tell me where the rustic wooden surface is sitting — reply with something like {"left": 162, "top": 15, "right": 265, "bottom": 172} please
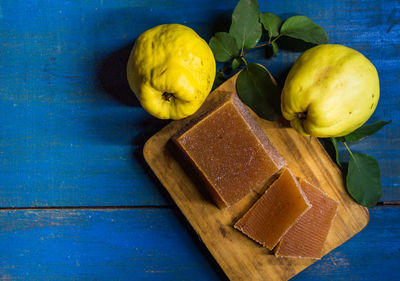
{"left": 0, "top": 0, "right": 399, "bottom": 280}
{"left": 144, "top": 75, "right": 369, "bottom": 280}
{"left": 0, "top": 207, "right": 397, "bottom": 281}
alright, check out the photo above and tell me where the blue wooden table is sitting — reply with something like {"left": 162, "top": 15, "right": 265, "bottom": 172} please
{"left": 0, "top": 0, "right": 399, "bottom": 280}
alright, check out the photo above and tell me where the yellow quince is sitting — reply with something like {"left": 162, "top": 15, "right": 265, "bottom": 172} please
{"left": 281, "top": 44, "right": 379, "bottom": 137}
{"left": 127, "top": 24, "right": 216, "bottom": 119}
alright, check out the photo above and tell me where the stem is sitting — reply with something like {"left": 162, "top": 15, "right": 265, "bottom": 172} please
{"left": 271, "top": 34, "right": 283, "bottom": 44}
{"left": 241, "top": 56, "right": 248, "bottom": 66}
{"left": 252, "top": 43, "right": 270, "bottom": 49}
{"left": 162, "top": 92, "right": 174, "bottom": 102}
{"left": 344, "top": 141, "right": 359, "bottom": 169}
{"left": 242, "top": 43, "right": 270, "bottom": 55}
{"left": 241, "top": 34, "right": 283, "bottom": 56}
{"left": 343, "top": 142, "right": 354, "bottom": 158}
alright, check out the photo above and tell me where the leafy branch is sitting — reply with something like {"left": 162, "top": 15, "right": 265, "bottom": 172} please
{"left": 327, "top": 121, "right": 391, "bottom": 208}
{"left": 209, "top": 0, "right": 328, "bottom": 119}
{"left": 208, "top": 0, "right": 391, "bottom": 208}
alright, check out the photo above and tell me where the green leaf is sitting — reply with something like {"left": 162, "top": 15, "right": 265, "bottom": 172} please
{"left": 344, "top": 120, "right": 392, "bottom": 142}
{"left": 280, "top": 15, "right": 329, "bottom": 44}
{"left": 330, "top": 137, "right": 342, "bottom": 168}
{"left": 322, "top": 137, "right": 342, "bottom": 169}
{"left": 213, "top": 72, "right": 227, "bottom": 88}
{"left": 271, "top": 41, "right": 278, "bottom": 56}
{"left": 209, "top": 32, "right": 239, "bottom": 62}
{"left": 229, "top": 0, "right": 262, "bottom": 50}
{"left": 236, "top": 63, "right": 281, "bottom": 121}
{"left": 346, "top": 152, "right": 382, "bottom": 208}
{"left": 260, "top": 12, "right": 282, "bottom": 39}
{"left": 232, "top": 58, "right": 242, "bottom": 70}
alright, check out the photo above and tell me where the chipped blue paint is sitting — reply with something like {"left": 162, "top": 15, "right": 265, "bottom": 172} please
{"left": 0, "top": 0, "right": 398, "bottom": 207}
{"left": 0, "top": 207, "right": 398, "bottom": 280}
{"left": 0, "top": 0, "right": 399, "bottom": 279}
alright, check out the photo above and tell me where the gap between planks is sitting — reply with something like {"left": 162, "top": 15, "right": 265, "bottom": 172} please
{"left": 0, "top": 201, "right": 398, "bottom": 211}
{"left": 0, "top": 205, "right": 171, "bottom": 211}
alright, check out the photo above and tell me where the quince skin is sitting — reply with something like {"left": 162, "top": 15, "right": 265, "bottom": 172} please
{"left": 281, "top": 44, "right": 379, "bottom": 137}
{"left": 127, "top": 24, "right": 216, "bottom": 120}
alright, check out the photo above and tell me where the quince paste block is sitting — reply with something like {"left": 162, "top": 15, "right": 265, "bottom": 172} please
{"left": 274, "top": 179, "right": 339, "bottom": 259}
{"left": 234, "top": 168, "right": 311, "bottom": 250}
{"left": 172, "top": 93, "right": 286, "bottom": 209}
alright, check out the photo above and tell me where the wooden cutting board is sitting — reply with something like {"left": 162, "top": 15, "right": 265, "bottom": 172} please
{"left": 143, "top": 74, "right": 369, "bottom": 281}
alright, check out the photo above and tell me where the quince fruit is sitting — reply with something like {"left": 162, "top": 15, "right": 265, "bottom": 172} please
{"left": 127, "top": 24, "right": 216, "bottom": 120}
{"left": 281, "top": 44, "right": 379, "bottom": 137}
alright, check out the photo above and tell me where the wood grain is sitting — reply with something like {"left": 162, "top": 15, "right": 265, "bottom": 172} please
{"left": 0, "top": 0, "right": 398, "bottom": 280}
{"left": 0, "top": 208, "right": 221, "bottom": 281}
{"left": 0, "top": 0, "right": 398, "bottom": 207}
{"left": 0, "top": 207, "right": 398, "bottom": 281}
{"left": 144, "top": 75, "right": 369, "bottom": 281}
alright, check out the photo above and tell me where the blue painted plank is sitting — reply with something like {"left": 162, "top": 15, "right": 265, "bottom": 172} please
{"left": 294, "top": 206, "right": 400, "bottom": 281}
{"left": 0, "top": 208, "right": 222, "bottom": 281}
{"left": 0, "top": 0, "right": 398, "bottom": 206}
{"left": 0, "top": 207, "right": 398, "bottom": 280}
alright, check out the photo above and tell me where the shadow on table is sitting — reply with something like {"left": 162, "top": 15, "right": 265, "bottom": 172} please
{"left": 275, "top": 65, "right": 292, "bottom": 88}
{"left": 97, "top": 42, "right": 140, "bottom": 107}
{"left": 169, "top": 204, "right": 230, "bottom": 281}
{"left": 131, "top": 117, "right": 229, "bottom": 281}
{"left": 210, "top": 14, "right": 231, "bottom": 34}
{"left": 132, "top": 116, "right": 173, "bottom": 206}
